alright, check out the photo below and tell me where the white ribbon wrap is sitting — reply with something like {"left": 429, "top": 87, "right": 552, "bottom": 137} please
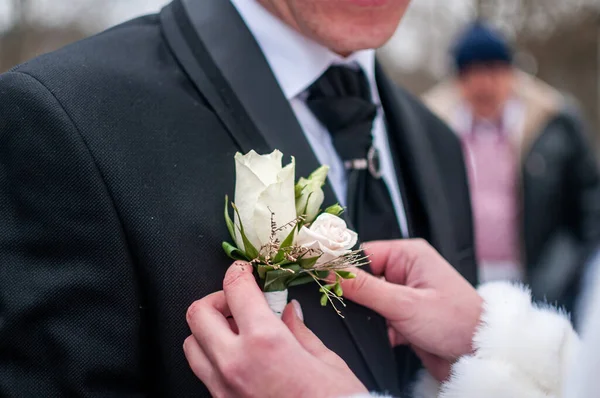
{"left": 264, "top": 290, "right": 288, "bottom": 318}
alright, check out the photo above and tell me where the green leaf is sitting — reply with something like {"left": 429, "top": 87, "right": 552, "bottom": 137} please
{"left": 224, "top": 196, "right": 236, "bottom": 242}
{"left": 319, "top": 284, "right": 334, "bottom": 294}
{"left": 334, "top": 283, "right": 343, "bottom": 297}
{"left": 262, "top": 265, "right": 302, "bottom": 292}
{"left": 295, "top": 188, "right": 315, "bottom": 226}
{"left": 257, "top": 265, "right": 274, "bottom": 279}
{"left": 295, "top": 178, "right": 308, "bottom": 198}
{"left": 297, "top": 191, "right": 312, "bottom": 219}
{"left": 239, "top": 230, "right": 259, "bottom": 260}
{"left": 222, "top": 242, "right": 249, "bottom": 261}
{"left": 285, "top": 265, "right": 302, "bottom": 274}
{"left": 315, "top": 270, "right": 330, "bottom": 280}
{"left": 280, "top": 226, "right": 296, "bottom": 249}
{"left": 273, "top": 248, "right": 285, "bottom": 264}
{"left": 272, "top": 227, "right": 297, "bottom": 263}
{"left": 297, "top": 256, "right": 320, "bottom": 269}
{"left": 274, "top": 259, "right": 295, "bottom": 267}
{"left": 231, "top": 203, "right": 259, "bottom": 259}
{"left": 263, "top": 270, "right": 292, "bottom": 292}
{"left": 287, "top": 274, "right": 314, "bottom": 287}
{"left": 336, "top": 271, "right": 356, "bottom": 279}
{"left": 320, "top": 293, "right": 328, "bottom": 307}
{"left": 273, "top": 249, "right": 286, "bottom": 265}
{"left": 324, "top": 203, "right": 344, "bottom": 217}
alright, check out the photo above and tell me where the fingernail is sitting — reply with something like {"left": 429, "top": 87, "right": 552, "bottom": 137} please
{"left": 291, "top": 300, "right": 304, "bottom": 321}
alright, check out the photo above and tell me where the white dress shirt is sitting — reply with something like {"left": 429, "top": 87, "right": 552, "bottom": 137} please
{"left": 230, "top": 0, "right": 408, "bottom": 237}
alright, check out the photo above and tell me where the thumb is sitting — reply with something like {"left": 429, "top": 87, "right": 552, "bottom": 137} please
{"left": 281, "top": 301, "right": 342, "bottom": 367}
{"left": 340, "top": 268, "right": 415, "bottom": 320}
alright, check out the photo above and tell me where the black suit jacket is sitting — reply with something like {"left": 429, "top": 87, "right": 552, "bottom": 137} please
{"left": 0, "top": 0, "right": 477, "bottom": 396}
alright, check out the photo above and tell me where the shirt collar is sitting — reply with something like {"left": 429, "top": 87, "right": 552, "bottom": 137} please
{"left": 230, "top": 0, "right": 380, "bottom": 105}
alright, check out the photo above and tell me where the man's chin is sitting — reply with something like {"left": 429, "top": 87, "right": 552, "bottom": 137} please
{"left": 311, "top": 25, "right": 399, "bottom": 55}
{"left": 344, "top": 0, "right": 390, "bottom": 6}
{"left": 293, "top": 1, "right": 409, "bottom": 54}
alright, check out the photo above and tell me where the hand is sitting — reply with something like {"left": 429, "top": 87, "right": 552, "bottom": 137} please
{"left": 183, "top": 261, "right": 368, "bottom": 398}
{"left": 341, "top": 239, "right": 483, "bottom": 381}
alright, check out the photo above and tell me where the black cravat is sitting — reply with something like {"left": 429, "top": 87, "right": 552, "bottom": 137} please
{"left": 306, "top": 65, "right": 402, "bottom": 241}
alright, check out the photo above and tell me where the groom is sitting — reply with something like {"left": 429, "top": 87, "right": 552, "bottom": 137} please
{"left": 0, "top": 0, "right": 477, "bottom": 396}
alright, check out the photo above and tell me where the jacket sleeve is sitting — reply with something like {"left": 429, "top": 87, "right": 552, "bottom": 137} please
{"left": 557, "top": 110, "right": 600, "bottom": 250}
{"left": 411, "top": 282, "right": 579, "bottom": 398}
{"left": 0, "top": 72, "right": 144, "bottom": 396}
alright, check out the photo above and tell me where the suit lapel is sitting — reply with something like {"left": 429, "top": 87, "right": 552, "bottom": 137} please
{"left": 177, "top": 0, "right": 323, "bottom": 182}
{"left": 376, "top": 65, "right": 455, "bottom": 261}
{"left": 160, "top": 1, "right": 396, "bottom": 392}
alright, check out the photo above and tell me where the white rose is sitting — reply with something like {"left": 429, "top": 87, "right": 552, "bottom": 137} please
{"left": 234, "top": 150, "right": 297, "bottom": 253}
{"left": 296, "top": 213, "right": 358, "bottom": 266}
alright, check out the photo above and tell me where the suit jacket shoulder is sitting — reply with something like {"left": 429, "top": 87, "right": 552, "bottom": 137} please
{"left": 13, "top": 15, "right": 162, "bottom": 83}
{"left": 10, "top": 14, "right": 216, "bottom": 130}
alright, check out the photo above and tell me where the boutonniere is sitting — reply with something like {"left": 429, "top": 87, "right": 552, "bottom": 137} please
{"left": 223, "top": 150, "right": 368, "bottom": 317}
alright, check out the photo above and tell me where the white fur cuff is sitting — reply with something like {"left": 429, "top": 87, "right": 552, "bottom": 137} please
{"left": 440, "top": 282, "right": 579, "bottom": 397}
{"left": 412, "top": 370, "right": 440, "bottom": 398}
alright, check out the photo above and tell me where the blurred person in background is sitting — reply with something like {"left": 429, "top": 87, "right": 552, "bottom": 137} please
{"left": 424, "top": 21, "right": 600, "bottom": 319}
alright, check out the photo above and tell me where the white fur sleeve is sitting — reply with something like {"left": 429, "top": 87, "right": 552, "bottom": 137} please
{"left": 438, "top": 282, "right": 580, "bottom": 398}
{"left": 348, "top": 282, "right": 580, "bottom": 398}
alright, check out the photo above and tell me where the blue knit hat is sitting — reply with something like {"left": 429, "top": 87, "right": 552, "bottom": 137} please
{"left": 453, "top": 21, "right": 513, "bottom": 73}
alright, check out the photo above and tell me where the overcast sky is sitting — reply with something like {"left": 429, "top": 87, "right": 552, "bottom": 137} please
{"left": 0, "top": 0, "right": 170, "bottom": 30}
{"left": 105, "top": 0, "right": 170, "bottom": 24}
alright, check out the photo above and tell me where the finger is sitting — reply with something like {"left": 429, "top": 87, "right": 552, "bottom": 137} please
{"left": 183, "top": 336, "right": 232, "bottom": 397}
{"left": 226, "top": 316, "right": 239, "bottom": 334}
{"left": 362, "top": 239, "right": 425, "bottom": 282}
{"left": 281, "top": 302, "right": 342, "bottom": 367}
{"left": 186, "top": 291, "right": 236, "bottom": 360}
{"left": 388, "top": 326, "right": 396, "bottom": 346}
{"left": 183, "top": 335, "right": 215, "bottom": 381}
{"left": 387, "top": 325, "right": 409, "bottom": 346}
{"left": 187, "top": 291, "right": 232, "bottom": 319}
{"left": 361, "top": 240, "right": 398, "bottom": 276}
{"left": 340, "top": 267, "right": 415, "bottom": 320}
{"left": 223, "top": 261, "right": 278, "bottom": 331}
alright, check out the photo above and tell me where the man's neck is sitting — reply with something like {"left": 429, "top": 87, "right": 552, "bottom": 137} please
{"left": 230, "top": 0, "right": 377, "bottom": 102}
{"left": 255, "top": 0, "right": 300, "bottom": 33}
{"left": 254, "top": 0, "right": 352, "bottom": 57}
